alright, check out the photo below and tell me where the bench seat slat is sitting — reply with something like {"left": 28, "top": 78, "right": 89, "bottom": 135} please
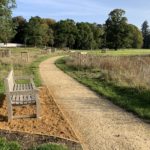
{"left": 13, "top": 83, "right": 33, "bottom": 91}
{"left": 11, "top": 94, "right": 36, "bottom": 105}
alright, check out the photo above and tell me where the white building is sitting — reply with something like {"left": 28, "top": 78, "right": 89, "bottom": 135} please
{"left": 0, "top": 43, "right": 24, "bottom": 48}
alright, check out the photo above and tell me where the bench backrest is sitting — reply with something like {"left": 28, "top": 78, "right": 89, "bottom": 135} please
{"left": 5, "top": 70, "right": 15, "bottom": 92}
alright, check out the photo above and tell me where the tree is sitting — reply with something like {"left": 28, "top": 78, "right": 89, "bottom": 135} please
{"left": 141, "top": 21, "right": 150, "bottom": 48}
{"left": 25, "top": 16, "right": 53, "bottom": 47}
{"left": 54, "top": 19, "right": 77, "bottom": 48}
{"left": 128, "top": 24, "right": 143, "bottom": 48}
{"left": 42, "top": 18, "right": 56, "bottom": 27}
{"left": 75, "top": 23, "right": 94, "bottom": 50}
{"left": 89, "top": 23, "right": 104, "bottom": 49}
{"left": 105, "top": 9, "right": 130, "bottom": 50}
{"left": 12, "top": 16, "right": 27, "bottom": 43}
{"left": 0, "top": 0, "right": 16, "bottom": 43}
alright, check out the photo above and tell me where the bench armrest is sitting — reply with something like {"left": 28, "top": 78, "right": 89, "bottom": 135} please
{"left": 30, "top": 78, "right": 36, "bottom": 89}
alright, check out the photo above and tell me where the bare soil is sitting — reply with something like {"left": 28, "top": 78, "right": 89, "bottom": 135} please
{"left": 40, "top": 56, "right": 150, "bottom": 150}
{"left": 0, "top": 87, "right": 77, "bottom": 141}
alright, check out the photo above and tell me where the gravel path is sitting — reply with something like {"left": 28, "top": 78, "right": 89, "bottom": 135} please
{"left": 40, "top": 56, "right": 150, "bottom": 150}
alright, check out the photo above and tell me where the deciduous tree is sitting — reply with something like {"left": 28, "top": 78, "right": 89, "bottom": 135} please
{"left": 105, "top": 9, "right": 130, "bottom": 50}
{"left": 0, "top": 0, "right": 16, "bottom": 43}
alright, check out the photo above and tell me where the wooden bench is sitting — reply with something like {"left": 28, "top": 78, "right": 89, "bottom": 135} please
{"left": 4, "top": 70, "right": 40, "bottom": 121}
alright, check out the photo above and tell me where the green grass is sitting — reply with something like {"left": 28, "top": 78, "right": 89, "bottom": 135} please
{"left": 30, "top": 143, "right": 68, "bottom": 150}
{"left": 86, "top": 49, "right": 150, "bottom": 56}
{"left": 26, "top": 54, "right": 52, "bottom": 87}
{"left": 0, "top": 138, "right": 21, "bottom": 150}
{"left": 0, "top": 138, "right": 68, "bottom": 150}
{"left": 55, "top": 57, "right": 150, "bottom": 120}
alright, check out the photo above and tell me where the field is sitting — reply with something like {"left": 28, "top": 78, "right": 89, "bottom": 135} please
{"left": 87, "top": 49, "right": 150, "bottom": 56}
{"left": 56, "top": 49, "right": 150, "bottom": 120}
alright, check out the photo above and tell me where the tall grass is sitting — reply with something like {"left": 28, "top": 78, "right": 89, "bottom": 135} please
{"left": 68, "top": 53, "right": 150, "bottom": 89}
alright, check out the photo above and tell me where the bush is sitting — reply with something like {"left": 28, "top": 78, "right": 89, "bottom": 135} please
{"left": 0, "top": 138, "right": 21, "bottom": 150}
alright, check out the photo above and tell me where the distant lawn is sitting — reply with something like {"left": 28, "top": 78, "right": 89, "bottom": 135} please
{"left": 55, "top": 57, "right": 150, "bottom": 120}
{"left": 87, "top": 49, "right": 150, "bottom": 56}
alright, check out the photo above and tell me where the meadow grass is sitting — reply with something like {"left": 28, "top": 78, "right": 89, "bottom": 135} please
{"left": 55, "top": 57, "right": 150, "bottom": 120}
{"left": 86, "top": 49, "right": 150, "bottom": 56}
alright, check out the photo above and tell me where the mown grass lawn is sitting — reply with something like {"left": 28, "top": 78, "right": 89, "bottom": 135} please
{"left": 55, "top": 57, "right": 150, "bottom": 120}
{"left": 87, "top": 49, "right": 150, "bottom": 56}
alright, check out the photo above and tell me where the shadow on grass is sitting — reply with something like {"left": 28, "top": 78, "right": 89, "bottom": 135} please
{"left": 93, "top": 78, "right": 150, "bottom": 120}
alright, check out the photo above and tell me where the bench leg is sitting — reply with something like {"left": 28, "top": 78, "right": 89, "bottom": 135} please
{"left": 36, "top": 94, "right": 40, "bottom": 118}
{"left": 7, "top": 102, "right": 13, "bottom": 122}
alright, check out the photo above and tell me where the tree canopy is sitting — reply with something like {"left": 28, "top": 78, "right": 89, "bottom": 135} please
{"left": 0, "top": 5, "right": 146, "bottom": 50}
{"left": 105, "top": 9, "right": 130, "bottom": 50}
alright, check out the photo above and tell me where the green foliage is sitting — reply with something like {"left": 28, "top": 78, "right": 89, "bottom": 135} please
{"left": 105, "top": 9, "right": 130, "bottom": 50}
{"left": 0, "top": 138, "right": 68, "bottom": 150}
{"left": 56, "top": 57, "right": 150, "bottom": 120}
{"left": 30, "top": 143, "right": 68, "bottom": 150}
{"left": 0, "top": 138, "right": 21, "bottom": 150}
{"left": 128, "top": 24, "right": 143, "bottom": 48}
{"left": 89, "top": 24, "right": 104, "bottom": 49}
{"left": 25, "top": 16, "right": 54, "bottom": 47}
{"left": 75, "top": 23, "right": 94, "bottom": 50}
{"left": 141, "top": 21, "right": 150, "bottom": 48}
{"left": 0, "top": 0, "right": 16, "bottom": 43}
{"left": 54, "top": 19, "right": 77, "bottom": 48}
{"left": 12, "top": 16, "right": 27, "bottom": 43}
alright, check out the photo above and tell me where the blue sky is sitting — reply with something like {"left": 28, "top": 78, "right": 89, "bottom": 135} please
{"left": 13, "top": 0, "right": 150, "bottom": 28}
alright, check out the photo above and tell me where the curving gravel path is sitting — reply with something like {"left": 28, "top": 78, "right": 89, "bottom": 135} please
{"left": 40, "top": 56, "right": 150, "bottom": 150}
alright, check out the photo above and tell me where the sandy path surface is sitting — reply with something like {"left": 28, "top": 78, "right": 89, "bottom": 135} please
{"left": 40, "top": 56, "right": 150, "bottom": 150}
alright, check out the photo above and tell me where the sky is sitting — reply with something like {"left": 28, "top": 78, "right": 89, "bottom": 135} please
{"left": 13, "top": 0, "right": 150, "bottom": 28}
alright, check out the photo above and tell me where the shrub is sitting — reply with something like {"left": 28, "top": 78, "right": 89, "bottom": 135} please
{"left": 0, "top": 138, "right": 21, "bottom": 150}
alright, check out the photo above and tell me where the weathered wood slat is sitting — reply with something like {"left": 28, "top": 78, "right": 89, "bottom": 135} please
{"left": 13, "top": 114, "right": 36, "bottom": 119}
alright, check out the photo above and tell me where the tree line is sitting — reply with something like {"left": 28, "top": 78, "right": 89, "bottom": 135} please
{"left": 0, "top": 0, "right": 149, "bottom": 50}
